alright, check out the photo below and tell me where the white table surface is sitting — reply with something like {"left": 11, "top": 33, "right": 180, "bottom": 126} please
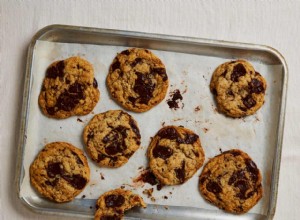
{"left": 1, "top": 1, "right": 299, "bottom": 219}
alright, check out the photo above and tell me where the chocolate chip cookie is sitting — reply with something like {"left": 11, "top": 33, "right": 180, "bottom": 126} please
{"left": 210, "top": 60, "right": 267, "bottom": 118}
{"left": 199, "top": 149, "right": 263, "bottom": 214}
{"left": 38, "top": 56, "right": 100, "bottom": 119}
{"left": 94, "top": 188, "right": 146, "bottom": 220}
{"left": 148, "top": 126, "right": 205, "bottom": 185}
{"left": 106, "top": 48, "right": 169, "bottom": 112}
{"left": 29, "top": 142, "right": 90, "bottom": 202}
{"left": 83, "top": 110, "right": 141, "bottom": 168}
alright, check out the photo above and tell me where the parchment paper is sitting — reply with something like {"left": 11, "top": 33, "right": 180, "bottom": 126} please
{"left": 20, "top": 40, "right": 283, "bottom": 215}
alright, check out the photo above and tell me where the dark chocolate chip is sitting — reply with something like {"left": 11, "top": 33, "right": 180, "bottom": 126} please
{"left": 206, "top": 181, "right": 222, "bottom": 194}
{"left": 72, "top": 152, "right": 83, "bottom": 165}
{"left": 153, "top": 145, "right": 173, "bottom": 159}
{"left": 221, "top": 70, "right": 227, "bottom": 77}
{"left": 93, "top": 78, "right": 98, "bottom": 88}
{"left": 105, "top": 143, "right": 123, "bottom": 155}
{"left": 56, "top": 83, "right": 85, "bottom": 111}
{"left": 245, "top": 159, "right": 259, "bottom": 182}
{"left": 47, "top": 162, "right": 62, "bottom": 178}
{"left": 111, "top": 60, "right": 120, "bottom": 71}
{"left": 105, "top": 195, "right": 125, "bottom": 208}
{"left": 175, "top": 161, "right": 185, "bottom": 183}
{"left": 242, "top": 95, "right": 256, "bottom": 109}
{"left": 228, "top": 170, "right": 245, "bottom": 185}
{"left": 231, "top": 63, "right": 246, "bottom": 82}
{"left": 62, "top": 174, "right": 87, "bottom": 190}
{"left": 153, "top": 68, "right": 168, "bottom": 81}
{"left": 97, "top": 154, "right": 106, "bottom": 162}
{"left": 158, "top": 127, "right": 179, "bottom": 140}
{"left": 141, "top": 170, "right": 159, "bottom": 185}
{"left": 103, "top": 126, "right": 128, "bottom": 155}
{"left": 181, "top": 133, "right": 199, "bottom": 144}
{"left": 133, "top": 72, "right": 155, "bottom": 104}
{"left": 167, "top": 89, "right": 183, "bottom": 110}
{"left": 46, "top": 107, "right": 56, "bottom": 115}
{"left": 129, "top": 119, "right": 141, "bottom": 139}
{"left": 234, "top": 180, "right": 249, "bottom": 199}
{"left": 120, "top": 50, "right": 130, "bottom": 55}
{"left": 128, "top": 96, "right": 137, "bottom": 104}
{"left": 46, "top": 61, "right": 65, "bottom": 79}
{"left": 249, "top": 78, "right": 264, "bottom": 94}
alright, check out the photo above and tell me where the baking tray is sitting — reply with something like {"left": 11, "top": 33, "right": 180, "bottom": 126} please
{"left": 16, "top": 24, "right": 288, "bottom": 220}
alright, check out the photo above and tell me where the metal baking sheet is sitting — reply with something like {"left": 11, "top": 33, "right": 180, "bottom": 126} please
{"left": 16, "top": 25, "right": 288, "bottom": 220}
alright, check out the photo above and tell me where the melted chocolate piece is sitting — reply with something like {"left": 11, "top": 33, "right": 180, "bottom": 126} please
{"left": 93, "top": 78, "right": 98, "bottom": 88}
{"left": 221, "top": 70, "right": 227, "bottom": 77}
{"left": 72, "top": 152, "right": 83, "bottom": 165}
{"left": 141, "top": 170, "right": 159, "bottom": 185}
{"left": 101, "top": 215, "right": 121, "bottom": 220}
{"left": 249, "top": 78, "right": 264, "bottom": 94}
{"left": 153, "top": 145, "right": 173, "bottom": 159}
{"left": 158, "top": 127, "right": 179, "bottom": 140}
{"left": 111, "top": 60, "right": 121, "bottom": 72}
{"left": 131, "top": 58, "right": 143, "bottom": 67}
{"left": 175, "top": 161, "right": 185, "bottom": 183}
{"left": 105, "top": 195, "right": 125, "bottom": 208}
{"left": 128, "top": 96, "right": 137, "bottom": 104}
{"left": 133, "top": 72, "right": 155, "bottom": 104}
{"left": 242, "top": 95, "right": 256, "bottom": 109}
{"left": 235, "top": 180, "right": 249, "bottom": 199}
{"left": 245, "top": 159, "right": 259, "bottom": 182}
{"left": 46, "top": 106, "right": 56, "bottom": 115}
{"left": 230, "top": 150, "right": 241, "bottom": 157}
{"left": 46, "top": 61, "right": 65, "bottom": 79}
{"left": 56, "top": 83, "right": 85, "bottom": 111}
{"left": 167, "top": 89, "right": 183, "bottom": 110}
{"left": 97, "top": 154, "right": 106, "bottom": 162}
{"left": 45, "top": 178, "right": 59, "bottom": 187}
{"left": 231, "top": 63, "right": 246, "bottom": 82}
{"left": 121, "top": 50, "right": 130, "bottom": 55}
{"left": 180, "top": 133, "right": 199, "bottom": 144}
{"left": 206, "top": 181, "right": 222, "bottom": 194}
{"left": 103, "top": 126, "right": 128, "bottom": 155}
{"left": 47, "top": 162, "right": 62, "bottom": 178}
{"left": 129, "top": 119, "right": 141, "bottom": 139}
{"left": 228, "top": 170, "right": 246, "bottom": 185}
{"left": 153, "top": 68, "right": 168, "bottom": 81}
{"left": 62, "top": 174, "right": 87, "bottom": 190}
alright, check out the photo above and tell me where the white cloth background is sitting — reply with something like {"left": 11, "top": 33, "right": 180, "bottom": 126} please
{"left": 1, "top": 1, "right": 299, "bottom": 219}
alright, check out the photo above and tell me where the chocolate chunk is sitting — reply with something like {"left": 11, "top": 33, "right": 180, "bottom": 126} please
{"left": 87, "top": 131, "right": 94, "bottom": 140}
{"left": 221, "top": 70, "right": 227, "bottom": 77}
{"left": 175, "top": 161, "right": 185, "bottom": 183}
{"left": 133, "top": 72, "right": 155, "bottom": 104}
{"left": 97, "top": 154, "right": 106, "bottom": 162}
{"left": 128, "top": 96, "right": 137, "bottom": 104}
{"left": 101, "top": 215, "right": 121, "bottom": 220}
{"left": 141, "top": 170, "right": 159, "bottom": 185}
{"left": 158, "top": 127, "right": 179, "bottom": 140}
{"left": 129, "top": 119, "right": 141, "bottom": 139}
{"left": 206, "top": 181, "right": 222, "bottom": 194}
{"left": 45, "top": 178, "right": 59, "bottom": 187}
{"left": 93, "top": 78, "right": 98, "bottom": 88}
{"left": 120, "top": 50, "right": 130, "bottom": 55}
{"left": 46, "top": 107, "right": 56, "bottom": 115}
{"left": 103, "top": 126, "right": 128, "bottom": 155}
{"left": 153, "top": 68, "right": 168, "bottom": 81}
{"left": 181, "top": 133, "right": 199, "bottom": 144}
{"left": 111, "top": 60, "right": 120, "bottom": 71}
{"left": 105, "top": 195, "right": 125, "bottom": 208}
{"left": 234, "top": 180, "right": 249, "bottom": 199}
{"left": 47, "top": 162, "right": 62, "bottom": 178}
{"left": 249, "top": 78, "right": 264, "bottom": 94}
{"left": 72, "top": 152, "right": 83, "bottom": 165}
{"left": 199, "top": 177, "right": 206, "bottom": 184}
{"left": 245, "top": 159, "right": 259, "bottom": 182}
{"left": 56, "top": 83, "right": 85, "bottom": 111}
{"left": 105, "top": 143, "right": 123, "bottom": 155}
{"left": 153, "top": 145, "right": 173, "bottom": 159}
{"left": 231, "top": 63, "right": 246, "bottom": 82}
{"left": 131, "top": 58, "right": 143, "bottom": 67}
{"left": 62, "top": 174, "right": 87, "bottom": 190}
{"left": 242, "top": 95, "right": 256, "bottom": 109}
{"left": 46, "top": 61, "right": 65, "bottom": 79}
{"left": 228, "top": 170, "right": 245, "bottom": 185}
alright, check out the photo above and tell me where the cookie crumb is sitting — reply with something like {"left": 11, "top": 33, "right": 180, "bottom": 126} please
{"left": 81, "top": 195, "right": 86, "bottom": 199}
{"left": 100, "top": 173, "right": 105, "bottom": 180}
{"left": 161, "top": 121, "right": 165, "bottom": 126}
{"left": 120, "top": 185, "right": 125, "bottom": 189}
{"left": 219, "top": 148, "right": 223, "bottom": 153}
{"left": 89, "top": 206, "right": 93, "bottom": 209}
{"left": 167, "top": 89, "right": 183, "bottom": 110}
{"left": 194, "top": 106, "right": 201, "bottom": 112}
{"left": 163, "top": 196, "right": 168, "bottom": 199}
{"left": 202, "top": 128, "right": 209, "bottom": 133}
{"left": 164, "top": 206, "right": 169, "bottom": 210}
{"left": 77, "top": 118, "right": 83, "bottom": 122}
{"left": 142, "top": 188, "right": 154, "bottom": 198}
{"left": 151, "top": 197, "right": 156, "bottom": 202}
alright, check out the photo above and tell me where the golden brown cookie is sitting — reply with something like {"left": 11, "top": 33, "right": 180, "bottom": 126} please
{"left": 38, "top": 56, "right": 100, "bottom": 119}
{"left": 210, "top": 60, "right": 266, "bottom": 117}
{"left": 106, "top": 48, "right": 169, "bottom": 112}
{"left": 199, "top": 149, "right": 263, "bottom": 214}
{"left": 83, "top": 110, "right": 141, "bottom": 168}
{"left": 29, "top": 142, "right": 90, "bottom": 203}
{"left": 148, "top": 126, "right": 205, "bottom": 185}
{"left": 94, "top": 188, "right": 146, "bottom": 220}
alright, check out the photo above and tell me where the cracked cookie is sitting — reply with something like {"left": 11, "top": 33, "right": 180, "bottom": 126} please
{"left": 83, "top": 110, "right": 141, "bottom": 168}
{"left": 29, "top": 142, "right": 90, "bottom": 202}
{"left": 106, "top": 48, "right": 169, "bottom": 112}
{"left": 210, "top": 60, "right": 266, "bottom": 117}
{"left": 148, "top": 126, "right": 205, "bottom": 185}
{"left": 38, "top": 56, "right": 100, "bottom": 119}
{"left": 94, "top": 188, "right": 146, "bottom": 220}
{"left": 199, "top": 149, "right": 263, "bottom": 214}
